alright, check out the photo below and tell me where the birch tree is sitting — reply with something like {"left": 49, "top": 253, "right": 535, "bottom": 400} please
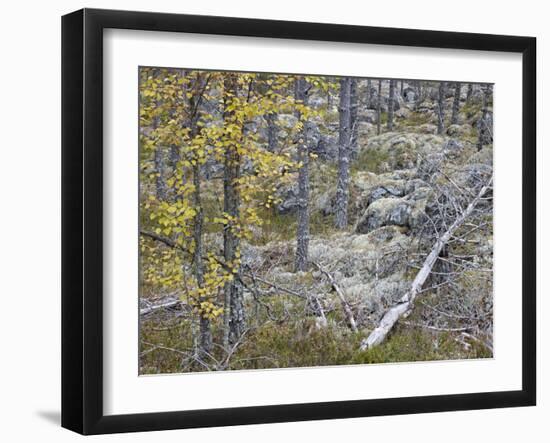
{"left": 221, "top": 73, "right": 246, "bottom": 347}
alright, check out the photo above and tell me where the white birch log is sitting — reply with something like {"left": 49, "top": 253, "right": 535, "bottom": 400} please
{"left": 361, "top": 177, "right": 492, "bottom": 350}
{"left": 140, "top": 299, "right": 181, "bottom": 316}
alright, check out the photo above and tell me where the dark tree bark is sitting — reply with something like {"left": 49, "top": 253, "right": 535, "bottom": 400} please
{"left": 294, "top": 77, "right": 310, "bottom": 272}
{"left": 437, "top": 81, "right": 446, "bottom": 135}
{"left": 415, "top": 80, "right": 423, "bottom": 110}
{"left": 376, "top": 79, "right": 382, "bottom": 135}
{"left": 184, "top": 72, "right": 213, "bottom": 355}
{"left": 265, "top": 112, "right": 278, "bottom": 152}
{"left": 387, "top": 79, "right": 396, "bottom": 131}
{"left": 366, "top": 79, "right": 372, "bottom": 109}
{"left": 193, "top": 163, "right": 212, "bottom": 354}
{"left": 451, "top": 82, "right": 461, "bottom": 125}
{"left": 152, "top": 84, "right": 166, "bottom": 200}
{"left": 222, "top": 74, "right": 245, "bottom": 347}
{"left": 335, "top": 77, "right": 352, "bottom": 230}
{"left": 154, "top": 148, "right": 166, "bottom": 200}
{"left": 466, "top": 83, "right": 473, "bottom": 104}
{"left": 350, "top": 78, "right": 359, "bottom": 157}
{"left": 327, "top": 78, "right": 333, "bottom": 111}
{"left": 400, "top": 79, "right": 404, "bottom": 96}
{"left": 477, "top": 84, "right": 492, "bottom": 151}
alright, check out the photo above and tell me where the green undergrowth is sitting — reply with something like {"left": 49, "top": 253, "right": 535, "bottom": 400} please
{"left": 352, "top": 147, "right": 391, "bottom": 174}
{"left": 140, "top": 313, "right": 492, "bottom": 375}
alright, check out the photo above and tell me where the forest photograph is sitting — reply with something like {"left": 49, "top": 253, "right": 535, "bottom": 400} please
{"left": 138, "top": 67, "right": 494, "bottom": 374}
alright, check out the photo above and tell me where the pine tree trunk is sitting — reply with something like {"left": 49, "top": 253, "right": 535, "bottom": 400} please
{"left": 294, "top": 77, "right": 310, "bottom": 272}
{"left": 335, "top": 77, "right": 352, "bottom": 230}
{"left": 350, "top": 78, "right": 359, "bottom": 158}
{"left": 222, "top": 74, "right": 245, "bottom": 348}
{"left": 437, "top": 81, "right": 446, "bottom": 135}
{"left": 366, "top": 79, "right": 372, "bottom": 109}
{"left": 376, "top": 79, "right": 382, "bottom": 135}
{"left": 387, "top": 79, "right": 395, "bottom": 131}
{"left": 477, "top": 84, "right": 491, "bottom": 151}
{"left": 451, "top": 82, "right": 461, "bottom": 125}
{"left": 415, "top": 81, "right": 423, "bottom": 110}
{"left": 466, "top": 83, "right": 473, "bottom": 104}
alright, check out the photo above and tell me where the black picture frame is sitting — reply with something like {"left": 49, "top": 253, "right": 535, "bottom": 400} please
{"left": 62, "top": 8, "right": 536, "bottom": 435}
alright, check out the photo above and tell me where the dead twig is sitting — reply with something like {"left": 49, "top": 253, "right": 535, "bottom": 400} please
{"left": 311, "top": 261, "right": 358, "bottom": 332}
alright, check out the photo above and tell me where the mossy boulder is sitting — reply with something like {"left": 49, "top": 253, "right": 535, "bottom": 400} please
{"left": 355, "top": 197, "right": 413, "bottom": 233}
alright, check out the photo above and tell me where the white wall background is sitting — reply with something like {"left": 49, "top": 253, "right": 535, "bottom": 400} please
{"left": 0, "top": 1, "right": 546, "bottom": 441}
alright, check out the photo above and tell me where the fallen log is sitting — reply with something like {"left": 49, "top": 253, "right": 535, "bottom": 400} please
{"left": 361, "top": 176, "right": 492, "bottom": 350}
{"left": 140, "top": 298, "right": 181, "bottom": 316}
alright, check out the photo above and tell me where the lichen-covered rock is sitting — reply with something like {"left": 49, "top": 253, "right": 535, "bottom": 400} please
{"left": 443, "top": 138, "right": 464, "bottom": 155}
{"left": 418, "top": 123, "right": 438, "bottom": 134}
{"left": 361, "top": 109, "right": 378, "bottom": 124}
{"left": 402, "top": 87, "right": 417, "bottom": 103}
{"left": 395, "top": 107, "right": 411, "bottom": 119}
{"left": 313, "top": 190, "right": 336, "bottom": 216}
{"left": 455, "top": 163, "right": 493, "bottom": 189}
{"left": 276, "top": 184, "right": 299, "bottom": 214}
{"left": 446, "top": 124, "right": 471, "bottom": 137}
{"left": 366, "top": 184, "right": 403, "bottom": 205}
{"left": 355, "top": 197, "right": 412, "bottom": 233}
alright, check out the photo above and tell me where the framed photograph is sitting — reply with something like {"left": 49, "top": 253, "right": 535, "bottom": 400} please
{"left": 62, "top": 8, "right": 536, "bottom": 435}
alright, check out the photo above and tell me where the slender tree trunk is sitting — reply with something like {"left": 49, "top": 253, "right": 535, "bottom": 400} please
{"left": 154, "top": 148, "right": 166, "bottom": 200}
{"left": 437, "top": 81, "right": 446, "bottom": 135}
{"left": 170, "top": 145, "right": 180, "bottom": 173}
{"left": 327, "top": 78, "right": 333, "bottom": 111}
{"left": 152, "top": 92, "right": 166, "bottom": 200}
{"left": 387, "top": 79, "right": 395, "bottom": 131}
{"left": 294, "top": 77, "right": 310, "bottom": 272}
{"left": 451, "top": 82, "right": 461, "bottom": 125}
{"left": 222, "top": 74, "right": 245, "bottom": 348}
{"left": 376, "top": 79, "right": 382, "bottom": 135}
{"left": 335, "top": 77, "right": 352, "bottom": 230}
{"left": 415, "top": 81, "right": 423, "bottom": 110}
{"left": 366, "top": 79, "right": 372, "bottom": 109}
{"left": 193, "top": 163, "right": 212, "bottom": 354}
{"left": 350, "top": 78, "right": 359, "bottom": 158}
{"left": 400, "top": 79, "right": 404, "bottom": 96}
{"left": 477, "top": 84, "right": 491, "bottom": 151}
{"left": 265, "top": 112, "right": 278, "bottom": 152}
{"left": 466, "top": 83, "right": 473, "bottom": 104}
{"left": 184, "top": 71, "right": 213, "bottom": 355}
